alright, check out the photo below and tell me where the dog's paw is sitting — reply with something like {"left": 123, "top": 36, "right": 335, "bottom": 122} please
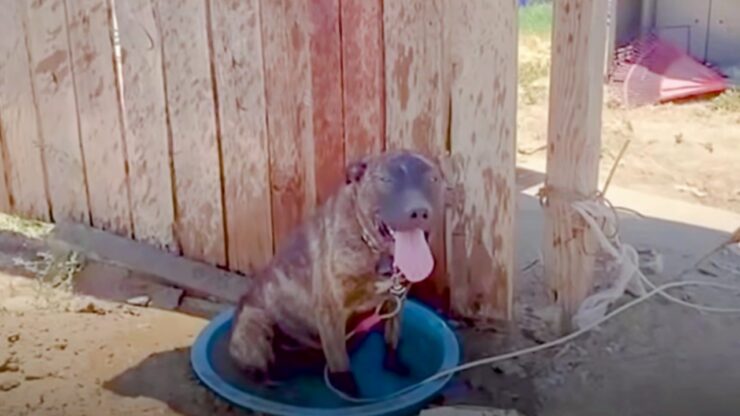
{"left": 383, "top": 349, "right": 411, "bottom": 377}
{"left": 328, "top": 370, "right": 361, "bottom": 397}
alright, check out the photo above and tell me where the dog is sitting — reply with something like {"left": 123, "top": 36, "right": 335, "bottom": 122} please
{"left": 228, "top": 149, "right": 450, "bottom": 396}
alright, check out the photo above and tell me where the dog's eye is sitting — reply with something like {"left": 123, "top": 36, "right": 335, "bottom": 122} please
{"left": 430, "top": 176, "right": 440, "bottom": 183}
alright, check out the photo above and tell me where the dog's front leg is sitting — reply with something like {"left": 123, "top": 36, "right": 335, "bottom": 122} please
{"left": 317, "top": 302, "right": 359, "bottom": 396}
{"left": 382, "top": 304, "right": 411, "bottom": 376}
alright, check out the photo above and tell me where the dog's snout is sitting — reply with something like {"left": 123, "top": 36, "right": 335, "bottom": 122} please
{"left": 408, "top": 207, "right": 429, "bottom": 221}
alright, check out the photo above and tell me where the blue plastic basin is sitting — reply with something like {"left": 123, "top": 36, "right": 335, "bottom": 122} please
{"left": 190, "top": 300, "right": 460, "bottom": 416}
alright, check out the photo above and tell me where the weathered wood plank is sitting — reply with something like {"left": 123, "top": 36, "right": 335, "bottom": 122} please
{"left": 154, "top": 0, "right": 225, "bottom": 265}
{"left": 49, "top": 222, "right": 249, "bottom": 304}
{"left": 66, "top": 0, "right": 132, "bottom": 237}
{"left": 209, "top": 0, "right": 272, "bottom": 273}
{"left": 0, "top": 0, "right": 50, "bottom": 219}
{"left": 0, "top": 151, "right": 10, "bottom": 213}
{"left": 25, "top": 0, "right": 90, "bottom": 223}
{"left": 446, "top": 0, "right": 518, "bottom": 321}
{"left": 383, "top": 0, "right": 446, "bottom": 153}
{"left": 261, "top": 0, "right": 316, "bottom": 246}
{"left": 543, "top": 0, "right": 608, "bottom": 331}
{"left": 309, "top": 0, "right": 344, "bottom": 204}
{"left": 384, "top": 0, "right": 448, "bottom": 310}
{"left": 341, "top": 0, "right": 385, "bottom": 162}
{"left": 114, "top": 0, "right": 176, "bottom": 251}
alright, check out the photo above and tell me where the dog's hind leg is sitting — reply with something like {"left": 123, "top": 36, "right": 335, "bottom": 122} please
{"left": 229, "top": 304, "right": 275, "bottom": 376}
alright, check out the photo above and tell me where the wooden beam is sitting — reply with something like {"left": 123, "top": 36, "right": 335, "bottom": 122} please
{"left": 543, "top": 0, "right": 608, "bottom": 331}
{"left": 445, "top": 0, "right": 518, "bottom": 321}
{"left": 49, "top": 222, "right": 249, "bottom": 304}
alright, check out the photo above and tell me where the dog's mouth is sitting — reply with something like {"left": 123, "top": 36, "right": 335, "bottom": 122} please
{"left": 377, "top": 221, "right": 430, "bottom": 242}
{"left": 376, "top": 220, "right": 434, "bottom": 283}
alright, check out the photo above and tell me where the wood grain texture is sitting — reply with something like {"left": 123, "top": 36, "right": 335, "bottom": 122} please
{"left": 543, "top": 0, "right": 608, "bottom": 331}
{"left": 309, "top": 0, "right": 344, "bottom": 204}
{"left": 114, "top": 0, "right": 176, "bottom": 250}
{"left": 384, "top": 0, "right": 448, "bottom": 310}
{"left": 66, "top": 0, "right": 132, "bottom": 237}
{"left": 209, "top": 0, "right": 272, "bottom": 273}
{"left": 0, "top": 0, "right": 50, "bottom": 220}
{"left": 155, "top": 0, "right": 225, "bottom": 265}
{"left": 383, "top": 0, "right": 445, "bottom": 154}
{"left": 261, "top": 0, "right": 316, "bottom": 247}
{"left": 341, "top": 0, "right": 385, "bottom": 162}
{"left": 446, "top": 0, "right": 518, "bottom": 321}
{"left": 25, "top": 0, "right": 90, "bottom": 223}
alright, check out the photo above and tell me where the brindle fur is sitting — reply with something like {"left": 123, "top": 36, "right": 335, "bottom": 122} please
{"left": 229, "top": 150, "right": 449, "bottom": 394}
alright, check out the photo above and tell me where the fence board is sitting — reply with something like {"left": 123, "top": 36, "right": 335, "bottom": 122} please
{"left": 0, "top": 0, "right": 50, "bottom": 220}
{"left": 209, "top": 0, "right": 272, "bottom": 274}
{"left": 341, "top": 0, "right": 385, "bottom": 162}
{"left": 25, "top": 0, "right": 89, "bottom": 223}
{"left": 446, "top": 0, "right": 517, "bottom": 321}
{"left": 114, "top": 0, "right": 176, "bottom": 250}
{"left": 261, "top": 0, "right": 316, "bottom": 246}
{"left": 155, "top": 0, "right": 225, "bottom": 265}
{"left": 384, "top": 0, "right": 448, "bottom": 309}
{"left": 66, "top": 0, "right": 132, "bottom": 237}
{"left": 383, "top": 0, "right": 446, "bottom": 153}
{"left": 309, "top": 0, "right": 344, "bottom": 204}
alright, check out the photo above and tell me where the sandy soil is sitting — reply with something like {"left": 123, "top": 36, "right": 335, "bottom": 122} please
{"left": 0, "top": 273, "right": 244, "bottom": 416}
{"left": 517, "top": 34, "right": 740, "bottom": 213}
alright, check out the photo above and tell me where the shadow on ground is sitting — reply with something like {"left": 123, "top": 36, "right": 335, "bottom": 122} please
{"left": 105, "top": 347, "right": 252, "bottom": 416}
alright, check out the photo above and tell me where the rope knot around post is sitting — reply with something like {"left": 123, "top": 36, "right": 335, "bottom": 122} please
{"left": 541, "top": 183, "right": 652, "bottom": 330}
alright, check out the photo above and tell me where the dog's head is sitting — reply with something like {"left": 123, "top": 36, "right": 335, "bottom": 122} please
{"left": 346, "top": 150, "right": 450, "bottom": 282}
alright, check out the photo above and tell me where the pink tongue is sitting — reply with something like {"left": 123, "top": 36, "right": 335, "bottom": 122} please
{"left": 392, "top": 229, "right": 434, "bottom": 283}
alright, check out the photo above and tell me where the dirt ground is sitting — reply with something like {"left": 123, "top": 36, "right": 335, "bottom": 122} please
{"left": 517, "top": 32, "right": 740, "bottom": 214}
{"left": 0, "top": 274, "right": 223, "bottom": 416}
{"left": 2, "top": 196, "right": 740, "bottom": 416}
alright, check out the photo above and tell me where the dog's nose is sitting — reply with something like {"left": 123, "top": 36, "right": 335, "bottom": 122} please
{"left": 408, "top": 207, "right": 430, "bottom": 221}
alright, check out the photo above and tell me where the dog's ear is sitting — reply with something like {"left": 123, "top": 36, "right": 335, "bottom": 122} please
{"left": 345, "top": 158, "right": 368, "bottom": 184}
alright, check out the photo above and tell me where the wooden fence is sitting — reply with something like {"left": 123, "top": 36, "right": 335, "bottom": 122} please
{"left": 0, "top": 0, "right": 517, "bottom": 319}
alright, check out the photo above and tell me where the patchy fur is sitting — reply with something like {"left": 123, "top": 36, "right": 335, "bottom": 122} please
{"left": 229, "top": 150, "right": 450, "bottom": 395}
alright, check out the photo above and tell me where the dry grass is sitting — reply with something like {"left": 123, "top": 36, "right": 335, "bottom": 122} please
{"left": 710, "top": 89, "right": 740, "bottom": 113}
{"left": 0, "top": 212, "right": 53, "bottom": 239}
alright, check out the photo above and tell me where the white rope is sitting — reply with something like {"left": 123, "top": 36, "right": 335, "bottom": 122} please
{"left": 324, "top": 195, "right": 740, "bottom": 403}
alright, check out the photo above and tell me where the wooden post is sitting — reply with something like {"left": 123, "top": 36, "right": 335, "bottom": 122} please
{"left": 543, "top": 0, "right": 608, "bottom": 332}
